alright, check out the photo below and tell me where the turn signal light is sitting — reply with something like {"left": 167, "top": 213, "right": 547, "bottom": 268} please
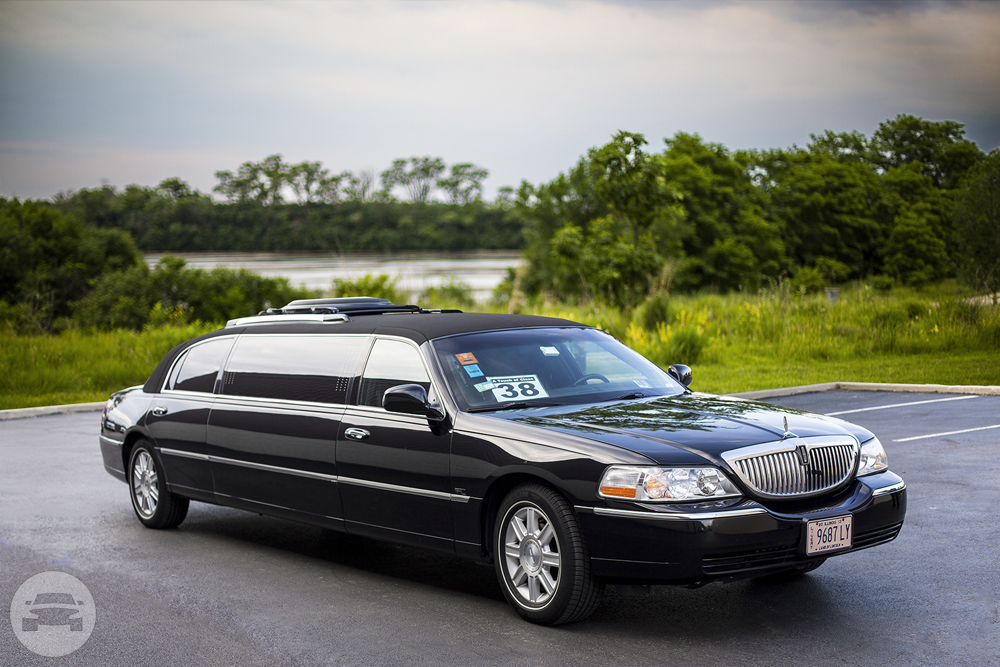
{"left": 599, "top": 485, "right": 637, "bottom": 499}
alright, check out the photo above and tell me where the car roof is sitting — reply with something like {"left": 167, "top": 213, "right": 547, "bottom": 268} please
{"left": 142, "top": 311, "right": 585, "bottom": 393}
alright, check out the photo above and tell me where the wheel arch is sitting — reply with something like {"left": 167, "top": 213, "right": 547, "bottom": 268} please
{"left": 121, "top": 429, "right": 152, "bottom": 478}
{"left": 479, "top": 472, "right": 571, "bottom": 561}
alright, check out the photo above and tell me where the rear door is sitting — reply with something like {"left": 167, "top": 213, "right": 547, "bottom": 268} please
{"left": 208, "top": 334, "right": 368, "bottom": 529}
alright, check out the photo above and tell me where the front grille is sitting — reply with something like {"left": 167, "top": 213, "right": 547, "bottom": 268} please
{"left": 722, "top": 437, "right": 859, "bottom": 500}
{"left": 703, "top": 545, "right": 800, "bottom": 574}
{"left": 701, "top": 521, "right": 903, "bottom": 575}
{"left": 853, "top": 521, "right": 903, "bottom": 550}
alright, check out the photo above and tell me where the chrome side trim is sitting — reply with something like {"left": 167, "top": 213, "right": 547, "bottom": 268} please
{"left": 338, "top": 476, "right": 472, "bottom": 503}
{"left": 214, "top": 492, "right": 345, "bottom": 521}
{"left": 583, "top": 505, "right": 768, "bottom": 521}
{"left": 871, "top": 479, "right": 906, "bottom": 497}
{"left": 210, "top": 393, "right": 349, "bottom": 412}
{"left": 160, "top": 447, "right": 209, "bottom": 462}
{"left": 99, "top": 435, "right": 121, "bottom": 447}
{"left": 206, "top": 453, "right": 338, "bottom": 482}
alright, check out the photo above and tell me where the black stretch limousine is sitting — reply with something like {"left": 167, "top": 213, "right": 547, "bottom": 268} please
{"left": 99, "top": 297, "right": 906, "bottom": 624}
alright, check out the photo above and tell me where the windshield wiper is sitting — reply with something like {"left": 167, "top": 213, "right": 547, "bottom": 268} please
{"left": 467, "top": 401, "right": 558, "bottom": 413}
{"left": 614, "top": 392, "right": 646, "bottom": 400}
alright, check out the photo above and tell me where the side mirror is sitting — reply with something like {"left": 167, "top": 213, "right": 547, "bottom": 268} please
{"left": 382, "top": 384, "right": 445, "bottom": 421}
{"left": 668, "top": 364, "right": 692, "bottom": 388}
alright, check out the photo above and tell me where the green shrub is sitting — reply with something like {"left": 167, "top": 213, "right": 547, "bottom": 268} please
{"left": 74, "top": 255, "right": 313, "bottom": 329}
{"left": 667, "top": 327, "right": 707, "bottom": 365}
{"left": 869, "top": 275, "right": 895, "bottom": 292}
{"left": 420, "top": 278, "right": 475, "bottom": 309}
{"left": 791, "top": 266, "right": 825, "bottom": 294}
{"left": 634, "top": 292, "right": 672, "bottom": 331}
{"left": 330, "top": 273, "right": 405, "bottom": 303}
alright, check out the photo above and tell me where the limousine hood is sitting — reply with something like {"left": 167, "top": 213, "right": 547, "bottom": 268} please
{"left": 504, "top": 393, "right": 873, "bottom": 466}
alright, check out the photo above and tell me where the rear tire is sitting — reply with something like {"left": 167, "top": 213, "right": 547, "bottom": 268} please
{"left": 129, "top": 440, "right": 188, "bottom": 529}
{"left": 493, "top": 483, "right": 603, "bottom": 625}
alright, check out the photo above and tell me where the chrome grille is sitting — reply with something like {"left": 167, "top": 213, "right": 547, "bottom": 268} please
{"left": 722, "top": 437, "right": 859, "bottom": 500}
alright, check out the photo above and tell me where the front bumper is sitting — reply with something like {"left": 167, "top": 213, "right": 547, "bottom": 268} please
{"left": 576, "top": 470, "right": 906, "bottom": 584}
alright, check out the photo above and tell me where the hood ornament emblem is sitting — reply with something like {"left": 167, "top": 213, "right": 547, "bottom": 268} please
{"left": 781, "top": 416, "right": 797, "bottom": 441}
{"left": 781, "top": 416, "right": 810, "bottom": 466}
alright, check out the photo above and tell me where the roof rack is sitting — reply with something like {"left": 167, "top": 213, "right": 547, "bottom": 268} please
{"left": 225, "top": 297, "right": 462, "bottom": 328}
{"left": 266, "top": 297, "right": 423, "bottom": 316}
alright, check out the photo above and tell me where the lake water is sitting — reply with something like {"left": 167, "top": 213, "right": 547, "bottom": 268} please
{"left": 144, "top": 251, "right": 523, "bottom": 302}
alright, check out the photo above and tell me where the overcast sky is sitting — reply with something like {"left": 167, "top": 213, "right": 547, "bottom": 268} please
{"left": 1, "top": 0, "right": 998, "bottom": 201}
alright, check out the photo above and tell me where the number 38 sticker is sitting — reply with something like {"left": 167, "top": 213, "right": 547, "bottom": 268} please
{"left": 487, "top": 375, "right": 549, "bottom": 402}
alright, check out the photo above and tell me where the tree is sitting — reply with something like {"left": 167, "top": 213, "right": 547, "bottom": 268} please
{"left": 885, "top": 205, "right": 951, "bottom": 285}
{"left": 551, "top": 217, "right": 662, "bottom": 308}
{"left": 495, "top": 186, "right": 515, "bottom": 209}
{"left": 438, "top": 163, "right": 489, "bottom": 204}
{"left": 589, "top": 131, "right": 677, "bottom": 246}
{"left": 0, "top": 199, "right": 140, "bottom": 330}
{"left": 953, "top": 150, "right": 1000, "bottom": 299}
{"left": 380, "top": 157, "right": 446, "bottom": 202}
{"left": 157, "top": 178, "right": 196, "bottom": 200}
{"left": 214, "top": 154, "right": 291, "bottom": 204}
{"left": 342, "top": 169, "right": 381, "bottom": 203}
{"left": 661, "top": 133, "right": 781, "bottom": 290}
{"left": 870, "top": 114, "right": 983, "bottom": 189}
{"left": 753, "top": 148, "right": 883, "bottom": 278}
{"left": 808, "top": 130, "right": 870, "bottom": 163}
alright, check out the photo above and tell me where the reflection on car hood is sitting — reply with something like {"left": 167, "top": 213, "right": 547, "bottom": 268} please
{"left": 504, "top": 393, "right": 873, "bottom": 466}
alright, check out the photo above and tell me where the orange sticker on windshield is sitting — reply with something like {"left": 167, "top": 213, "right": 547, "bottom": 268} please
{"left": 455, "top": 352, "right": 479, "bottom": 365}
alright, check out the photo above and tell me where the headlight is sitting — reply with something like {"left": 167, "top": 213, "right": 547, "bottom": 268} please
{"left": 598, "top": 466, "right": 741, "bottom": 502}
{"left": 857, "top": 437, "right": 888, "bottom": 476}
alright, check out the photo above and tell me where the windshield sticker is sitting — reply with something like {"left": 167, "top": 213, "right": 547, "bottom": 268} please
{"left": 486, "top": 375, "right": 550, "bottom": 402}
{"left": 455, "top": 352, "right": 479, "bottom": 366}
{"left": 464, "top": 364, "right": 484, "bottom": 378}
{"left": 474, "top": 381, "right": 496, "bottom": 393}
{"left": 634, "top": 379, "right": 652, "bottom": 388}
{"left": 539, "top": 346, "right": 560, "bottom": 357}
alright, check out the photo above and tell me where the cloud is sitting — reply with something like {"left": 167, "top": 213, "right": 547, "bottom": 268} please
{"left": 1, "top": 0, "right": 998, "bottom": 199}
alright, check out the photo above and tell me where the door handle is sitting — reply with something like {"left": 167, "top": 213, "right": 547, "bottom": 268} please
{"left": 344, "top": 427, "right": 370, "bottom": 441}
{"left": 152, "top": 406, "right": 168, "bottom": 416}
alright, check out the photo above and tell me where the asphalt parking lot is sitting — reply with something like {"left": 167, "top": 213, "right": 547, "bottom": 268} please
{"left": 1, "top": 391, "right": 998, "bottom": 667}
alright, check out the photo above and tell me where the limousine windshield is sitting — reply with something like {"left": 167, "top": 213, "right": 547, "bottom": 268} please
{"left": 432, "top": 327, "right": 686, "bottom": 410}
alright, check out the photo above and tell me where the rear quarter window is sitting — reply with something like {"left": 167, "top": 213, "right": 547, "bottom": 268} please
{"left": 166, "top": 338, "right": 235, "bottom": 393}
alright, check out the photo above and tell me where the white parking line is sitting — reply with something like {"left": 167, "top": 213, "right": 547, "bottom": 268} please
{"left": 893, "top": 424, "right": 1000, "bottom": 442}
{"left": 825, "top": 395, "right": 978, "bottom": 416}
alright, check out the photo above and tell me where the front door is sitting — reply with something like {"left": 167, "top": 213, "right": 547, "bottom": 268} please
{"left": 337, "top": 337, "right": 454, "bottom": 551}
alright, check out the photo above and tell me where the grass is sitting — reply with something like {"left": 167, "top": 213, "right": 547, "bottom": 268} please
{"left": 504, "top": 280, "right": 1000, "bottom": 394}
{"left": 2, "top": 281, "right": 998, "bottom": 410}
{"left": 0, "top": 323, "right": 216, "bottom": 409}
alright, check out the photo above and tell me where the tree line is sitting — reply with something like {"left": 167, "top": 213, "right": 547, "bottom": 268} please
{"left": 45, "top": 154, "right": 523, "bottom": 254}
{"left": 212, "top": 154, "right": 502, "bottom": 206}
{"left": 511, "top": 114, "right": 998, "bottom": 307}
{"left": 3, "top": 113, "right": 998, "bottom": 333}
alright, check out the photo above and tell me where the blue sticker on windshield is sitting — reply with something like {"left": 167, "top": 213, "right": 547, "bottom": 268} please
{"left": 464, "top": 364, "right": 484, "bottom": 378}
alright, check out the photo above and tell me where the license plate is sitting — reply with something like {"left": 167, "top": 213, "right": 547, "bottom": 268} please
{"left": 806, "top": 515, "right": 853, "bottom": 555}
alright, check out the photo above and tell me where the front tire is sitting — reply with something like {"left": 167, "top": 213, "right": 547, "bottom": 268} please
{"left": 129, "top": 440, "right": 188, "bottom": 529}
{"left": 493, "top": 483, "right": 603, "bottom": 625}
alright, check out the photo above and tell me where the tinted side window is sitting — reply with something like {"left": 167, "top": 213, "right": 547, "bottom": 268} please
{"left": 222, "top": 335, "right": 367, "bottom": 404}
{"left": 359, "top": 339, "right": 430, "bottom": 408}
{"left": 168, "top": 338, "right": 234, "bottom": 393}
